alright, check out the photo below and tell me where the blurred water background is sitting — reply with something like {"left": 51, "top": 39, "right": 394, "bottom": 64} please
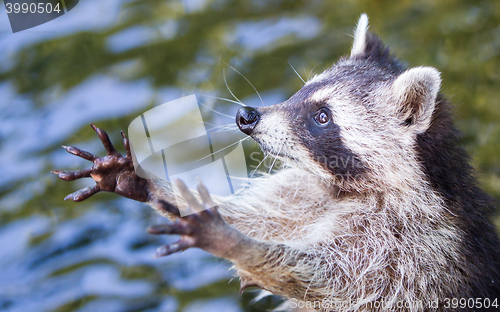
{"left": 0, "top": 0, "right": 499, "bottom": 311}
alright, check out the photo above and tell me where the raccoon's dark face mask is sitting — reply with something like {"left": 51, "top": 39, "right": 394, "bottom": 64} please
{"left": 236, "top": 13, "right": 441, "bottom": 184}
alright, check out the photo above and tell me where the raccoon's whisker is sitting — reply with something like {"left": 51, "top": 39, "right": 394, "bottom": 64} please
{"left": 302, "top": 63, "right": 308, "bottom": 83}
{"left": 215, "top": 127, "right": 239, "bottom": 133}
{"left": 210, "top": 125, "right": 240, "bottom": 134}
{"left": 199, "top": 94, "right": 245, "bottom": 107}
{"left": 268, "top": 157, "right": 278, "bottom": 174}
{"left": 250, "top": 153, "right": 270, "bottom": 178}
{"left": 199, "top": 102, "right": 234, "bottom": 119}
{"left": 268, "top": 144, "right": 284, "bottom": 174}
{"left": 223, "top": 68, "right": 244, "bottom": 106}
{"left": 225, "top": 63, "right": 264, "bottom": 107}
{"left": 289, "top": 156, "right": 305, "bottom": 171}
{"left": 204, "top": 123, "right": 238, "bottom": 132}
{"left": 215, "top": 124, "right": 238, "bottom": 131}
{"left": 307, "top": 63, "right": 321, "bottom": 81}
{"left": 206, "top": 123, "right": 239, "bottom": 132}
{"left": 191, "top": 121, "right": 211, "bottom": 139}
{"left": 188, "top": 123, "right": 238, "bottom": 145}
{"left": 288, "top": 60, "right": 306, "bottom": 84}
{"left": 278, "top": 182, "right": 283, "bottom": 212}
{"left": 278, "top": 159, "right": 284, "bottom": 212}
{"left": 190, "top": 122, "right": 233, "bottom": 139}
{"left": 192, "top": 137, "right": 249, "bottom": 164}
{"left": 204, "top": 121, "right": 227, "bottom": 128}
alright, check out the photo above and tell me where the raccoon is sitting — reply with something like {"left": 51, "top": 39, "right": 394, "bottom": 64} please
{"left": 53, "top": 14, "right": 500, "bottom": 312}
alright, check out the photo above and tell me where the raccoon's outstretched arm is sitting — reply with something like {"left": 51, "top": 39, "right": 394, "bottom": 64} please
{"left": 52, "top": 124, "right": 271, "bottom": 220}
{"left": 149, "top": 180, "right": 327, "bottom": 300}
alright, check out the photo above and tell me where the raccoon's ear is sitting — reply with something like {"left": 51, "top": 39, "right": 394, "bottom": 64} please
{"left": 351, "top": 14, "right": 369, "bottom": 56}
{"left": 392, "top": 66, "right": 441, "bottom": 133}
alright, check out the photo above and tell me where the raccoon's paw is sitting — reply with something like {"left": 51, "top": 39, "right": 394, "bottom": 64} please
{"left": 148, "top": 180, "right": 233, "bottom": 258}
{"left": 52, "top": 124, "right": 149, "bottom": 202}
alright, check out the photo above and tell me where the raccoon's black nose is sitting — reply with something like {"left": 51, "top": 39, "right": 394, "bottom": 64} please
{"left": 236, "top": 106, "right": 260, "bottom": 135}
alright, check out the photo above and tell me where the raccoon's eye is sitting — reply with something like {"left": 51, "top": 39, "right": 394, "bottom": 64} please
{"left": 314, "top": 110, "right": 330, "bottom": 125}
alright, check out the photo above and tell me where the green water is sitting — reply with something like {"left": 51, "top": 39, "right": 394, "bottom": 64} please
{"left": 0, "top": 0, "right": 499, "bottom": 311}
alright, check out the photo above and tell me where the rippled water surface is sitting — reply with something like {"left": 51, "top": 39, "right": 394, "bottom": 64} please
{"left": 1, "top": 0, "right": 499, "bottom": 311}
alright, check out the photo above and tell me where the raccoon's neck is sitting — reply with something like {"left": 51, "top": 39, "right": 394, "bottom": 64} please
{"left": 416, "top": 96, "right": 494, "bottom": 213}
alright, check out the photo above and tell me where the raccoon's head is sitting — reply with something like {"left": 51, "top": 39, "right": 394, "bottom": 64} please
{"left": 236, "top": 14, "right": 442, "bottom": 192}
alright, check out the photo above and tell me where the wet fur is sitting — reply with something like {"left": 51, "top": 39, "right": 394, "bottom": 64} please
{"left": 148, "top": 14, "right": 500, "bottom": 311}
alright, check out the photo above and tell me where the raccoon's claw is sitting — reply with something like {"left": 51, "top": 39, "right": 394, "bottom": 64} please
{"left": 149, "top": 218, "right": 196, "bottom": 257}
{"left": 147, "top": 181, "right": 231, "bottom": 258}
{"left": 90, "top": 123, "right": 119, "bottom": 156}
{"left": 51, "top": 169, "right": 91, "bottom": 181}
{"left": 64, "top": 185, "right": 100, "bottom": 201}
{"left": 147, "top": 219, "right": 193, "bottom": 235}
{"left": 239, "top": 275, "right": 260, "bottom": 294}
{"left": 121, "top": 131, "right": 132, "bottom": 159}
{"left": 153, "top": 200, "right": 181, "bottom": 217}
{"left": 62, "top": 145, "right": 98, "bottom": 161}
{"left": 176, "top": 179, "right": 216, "bottom": 214}
{"left": 53, "top": 124, "right": 150, "bottom": 202}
